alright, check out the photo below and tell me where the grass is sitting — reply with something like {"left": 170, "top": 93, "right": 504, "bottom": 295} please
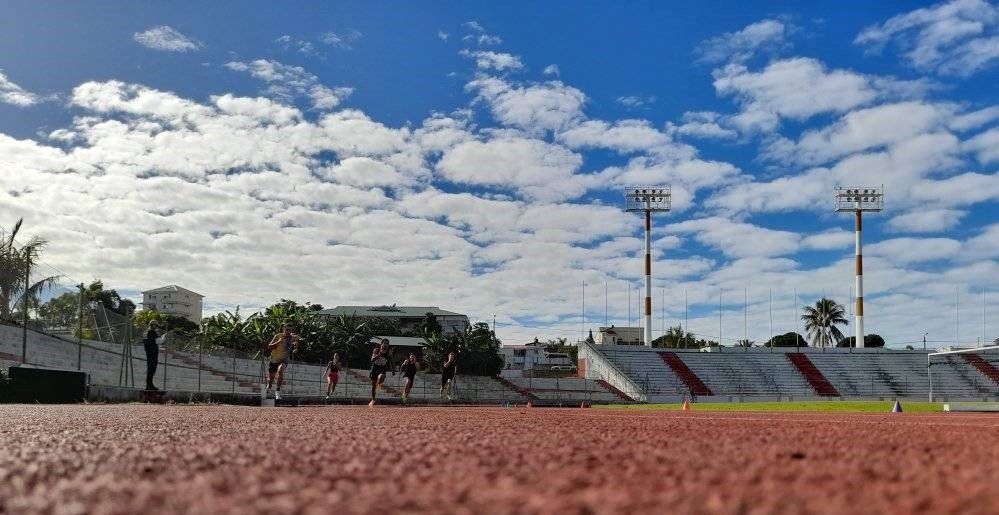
{"left": 596, "top": 400, "right": 945, "bottom": 413}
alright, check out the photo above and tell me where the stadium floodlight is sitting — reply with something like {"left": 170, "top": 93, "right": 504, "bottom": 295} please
{"left": 624, "top": 186, "right": 671, "bottom": 346}
{"left": 834, "top": 185, "right": 884, "bottom": 349}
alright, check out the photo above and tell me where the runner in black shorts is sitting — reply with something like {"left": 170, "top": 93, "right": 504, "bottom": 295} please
{"left": 400, "top": 353, "right": 419, "bottom": 402}
{"left": 369, "top": 339, "right": 392, "bottom": 406}
{"left": 440, "top": 351, "right": 457, "bottom": 400}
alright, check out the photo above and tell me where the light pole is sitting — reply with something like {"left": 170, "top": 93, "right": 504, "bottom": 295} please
{"left": 923, "top": 332, "right": 927, "bottom": 352}
{"left": 835, "top": 186, "right": 884, "bottom": 348}
{"left": 624, "top": 186, "right": 671, "bottom": 346}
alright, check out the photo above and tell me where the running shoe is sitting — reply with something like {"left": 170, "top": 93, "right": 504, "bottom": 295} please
{"left": 274, "top": 391, "right": 281, "bottom": 401}
{"left": 368, "top": 399, "right": 375, "bottom": 407}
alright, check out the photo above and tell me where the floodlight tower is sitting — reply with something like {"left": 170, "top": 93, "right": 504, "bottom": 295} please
{"left": 625, "top": 186, "right": 671, "bottom": 346}
{"left": 835, "top": 186, "right": 884, "bottom": 348}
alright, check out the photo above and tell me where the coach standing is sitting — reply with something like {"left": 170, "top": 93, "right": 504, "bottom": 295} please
{"left": 144, "top": 321, "right": 161, "bottom": 391}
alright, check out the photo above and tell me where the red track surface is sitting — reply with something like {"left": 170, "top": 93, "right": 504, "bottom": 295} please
{"left": 3, "top": 405, "right": 999, "bottom": 514}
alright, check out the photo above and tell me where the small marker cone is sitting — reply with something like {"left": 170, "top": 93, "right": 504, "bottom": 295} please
{"left": 682, "top": 399, "right": 691, "bottom": 411}
{"left": 891, "top": 400, "right": 903, "bottom": 413}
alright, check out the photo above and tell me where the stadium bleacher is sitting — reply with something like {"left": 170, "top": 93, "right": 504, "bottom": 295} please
{"left": 580, "top": 341, "right": 999, "bottom": 402}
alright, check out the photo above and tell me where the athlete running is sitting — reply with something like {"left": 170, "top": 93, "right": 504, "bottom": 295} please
{"left": 440, "top": 351, "right": 457, "bottom": 400}
{"left": 368, "top": 339, "right": 392, "bottom": 406}
{"left": 266, "top": 325, "right": 300, "bottom": 400}
{"left": 324, "top": 352, "right": 343, "bottom": 400}
{"left": 400, "top": 352, "right": 419, "bottom": 402}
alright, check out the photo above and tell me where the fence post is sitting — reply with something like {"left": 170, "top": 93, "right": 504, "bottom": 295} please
{"left": 197, "top": 339, "right": 202, "bottom": 393}
{"left": 232, "top": 349, "right": 236, "bottom": 395}
{"left": 163, "top": 338, "right": 168, "bottom": 391}
{"left": 77, "top": 284, "right": 84, "bottom": 370}
{"left": 21, "top": 258, "right": 29, "bottom": 363}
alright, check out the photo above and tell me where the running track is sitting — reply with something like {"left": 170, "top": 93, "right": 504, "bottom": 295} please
{"left": 2, "top": 405, "right": 998, "bottom": 514}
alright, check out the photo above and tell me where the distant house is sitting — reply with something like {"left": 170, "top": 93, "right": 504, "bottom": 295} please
{"left": 318, "top": 305, "right": 470, "bottom": 334}
{"left": 141, "top": 285, "right": 204, "bottom": 324}
{"left": 595, "top": 326, "right": 643, "bottom": 345}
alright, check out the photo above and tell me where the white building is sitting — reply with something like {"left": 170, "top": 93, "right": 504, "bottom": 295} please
{"left": 500, "top": 340, "right": 575, "bottom": 375}
{"left": 141, "top": 285, "right": 204, "bottom": 324}
{"left": 595, "top": 326, "right": 643, "bottom": 345}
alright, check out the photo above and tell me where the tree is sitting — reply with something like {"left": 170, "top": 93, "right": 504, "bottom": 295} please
{"left": 735, "top": 339, "right": 755, "bottom": 348}
{"left": 37, "top": 291, "right": 80, "bottom": 329}
{"left": 83, "top": 280, "right": 135, "bottom": 316}
{"left": 420, "top": 312, "right": 442, "bottom": 336}
{"left": 0, "top": 219, "right": 59, "bottom": 321}
{"left": 838, "top": 334, "right": 886, "bottom": 348}
{"left": 764, "top": 332, "right": 807, "bottom": 347}
{"left": 545, "top": 337, "right": 578, "bottom": 363}
{"left": 584, "top": 330, "right": 595, "bottom": 345}
{"left": 801, "top": 298, "right": 848, "bottom": 348}
{"left": 652, "top": 325, "right": 699, "bottom": 348}
{"left": 424, "top": 322, "right": 502, "bottom": 376}
{"left": 132, "top": 309, "right": 165, "bottom": 329}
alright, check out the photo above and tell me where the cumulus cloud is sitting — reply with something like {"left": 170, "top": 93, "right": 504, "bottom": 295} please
{"left": 712, "top": 57, "right": 931, "bottom": 133}
{"left": 888, "top": 209, "right": 966, "bottom": 232}
{"left": 0, "top": 70, "right": 40, "bottom": 106}
{"left": 856, "top": 0, "right": 999, "bottom": 76}
{"left": 133, "top": 26, "right": 202, "bottom": 52}
{"left": 543, "top": 64, "right": 560, "bottom": 76}
{"left": 963, "top": 127, "right": 999, "bottom": 163}
{"left": 695, "top": 19, "right": 789, "bottom": 64}
{"left": 460, "top": 50, "right": 523, "bottom": 71}
{"left": 224, "top": 59, "right": 352, "bottom": 110}
{"left": 466, "top": 76, "right": 586, "bottom": 134}
{"left": 667, "top": 111, "right": 738, "bottom": 139}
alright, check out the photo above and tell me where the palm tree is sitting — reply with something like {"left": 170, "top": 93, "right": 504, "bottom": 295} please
{"left": 0, "top": 219, "right": 59, "bottom": 321}
{"left": 801, "top": 298, "right": 848, "bottom": 348}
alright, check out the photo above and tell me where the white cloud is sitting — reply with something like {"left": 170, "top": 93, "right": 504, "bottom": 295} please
{"left": 0, "top": 70, "right": 40, "bottom": 107}
{"left": 963, "top": 127, "right": 999, "bottom": 163}
{"left": 696, "top": 19, "right": 788, "bottom": 64}
{"left": 867, "top": 237, "right": 962, "bottom": 264}
{"left": 949, "top": 105, "right": 999, "bottom": 131}
{"left": 319, "top": 29, "right": 362, "bottom": 49}
{"left": 713, "top": 57, "right": 930, "bottom": 133}
{"left": 558, "top": 119, "right": 672, "bottom": 154}
{"left": 224, "top": 59, "right": 352, "bottom": 110}
{"left": 765, "top": 102, "right": 952, "bottom": 165}
{"left": 466, "top": 76, "right": 586, "bottom": 134}
{"left": 667, "top": 217, "right": 802, "bottom": 258}
{"left": 436, "top": 137, "right": 591, "bottom": 201}
{"left": 888, "top": 209, "right": 966, "bottom": 232}
{"left": 133, "top": 26, "right": 202, "bottom": 52}
{"left": 667, "top": 111, "right": 738, "bottom": 139}
{"left": 615, "top": 95, "right": 656, "bottom": 108}
{"left": 802, "top": 229, "right": 854, "bottom": 250}
{"left": 461, "top": 20, "right": 502, "bottom": 45}
{"left": 437, "top": 30, "right": 449, "bottom": 41}
{"left": 856, "top": 0, "right": 999, "bottom": 76}
{"left": 463, "top": 21, "right": 485, "bottom": 32}
{"left": 275, "top": 35, "right": 316, "bottom": 55}
{"left": 459, "top": 50, "right": 523, "bottom": 71}
{"left": 543, "top": 64, "right": 560, "bottom": 76}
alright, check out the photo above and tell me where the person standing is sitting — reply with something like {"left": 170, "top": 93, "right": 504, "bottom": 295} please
{"left": 266, "top": 325, "right": 300, "bottom": 400}
{"left": 440, "top": 351, "right": 457, "bottom": 400}
{"left": 400, "top": 353, "right": 419, "bottom": 402}
{"left": 143, "top": 321, "right": 162, "bottom": 391}
{"left": 324, "top": 352, "right": 343, "bottom": 401}
{"left": 368, "top": 339, "right": 392, "bottom": 406}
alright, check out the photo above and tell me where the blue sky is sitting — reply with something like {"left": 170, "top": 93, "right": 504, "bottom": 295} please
{"left": 1, "top": 0, "right": 997, "bottom": 347}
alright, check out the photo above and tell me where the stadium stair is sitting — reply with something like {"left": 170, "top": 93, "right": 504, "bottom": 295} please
{"left": 786, "top": 353, "right": 839, "bottom": 397}
{"left": 492, "top": 376, "right": 538, "bottom": 402}
{"left": 166, "top": 351, "right": 261, "bottom": 392}
{"left": 961, "top": 354, "right": 999, "bottom": 386}
{"left": 594, "top": 379, "right": 633, "bottom": 401}
{"left": 658, "top": 352, "right": 713, "bottom": 396}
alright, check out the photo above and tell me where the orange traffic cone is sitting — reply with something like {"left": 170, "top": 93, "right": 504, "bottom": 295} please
{"left": 681, "top": 399, "right": 691, "bottom": 411}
